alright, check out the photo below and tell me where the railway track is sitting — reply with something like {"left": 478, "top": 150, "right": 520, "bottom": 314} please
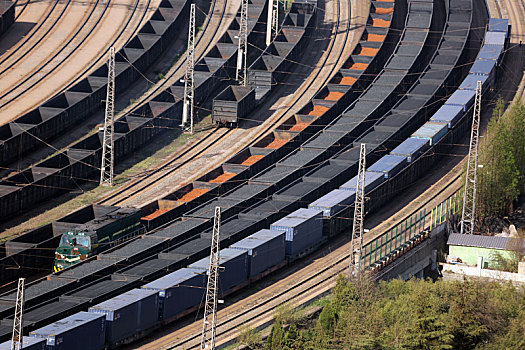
{"left": 96, "top": 0, "right": 243, "bottom": 207}
{"left": 102, "top": 0, "right": 362, "bottom": 208}
{"left": 0, "top": 0, "right": 156, "bottom": 124}
{"left": 138, "top": 0, "right": 525, "bottom": 347}
{"left": 13, "top": 0, "right": 34, "bottom": 20}
{"left": 137, "top": 138, "right": 465, "bottom": 350}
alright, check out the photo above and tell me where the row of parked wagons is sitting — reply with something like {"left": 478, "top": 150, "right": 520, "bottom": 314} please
{"left": 0, "top": 17, "right": 508, "bottom": 347}
{"left": 0, "top": 0, "right": 316, "bottom": 219}
{"left": 0, "top": 211, "right": 322, "bottom": 349}
{"left": 0, "top": 4, "right": 505, "bottom": 350}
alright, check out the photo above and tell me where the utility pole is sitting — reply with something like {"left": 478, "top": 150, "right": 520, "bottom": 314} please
{"left": 11, "top": 278, "right": 24, "bottom": 350}
{"left": 350, "top": 143, "right": 366, "bottom": 278}
{"left": 236, "top": 0, "right": 248, "bottom": 86}
{"left": 100, "top": 47, "right": 115, "bottom": 186}
{"left": 460, "top": 80, "right": 482, "bottom": 235}
{"left": 182, "top": 4, "right": 196, "bottom": 134}
{"left": 200, "top": 207, "right": 222, "bottom": 350}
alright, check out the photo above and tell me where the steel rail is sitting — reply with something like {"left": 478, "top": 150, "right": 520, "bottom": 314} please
{"left": 14, "top": 0, "right": 33, "bottom": 20}
{"left": 103, "top": 0, "right": 353, "bottom": 208}
{"left": 162, "top": 164, "right": 462, "bottom": 350}
{"left": 0, "top": 0, "right": 63, "bottom": 67}
{"left": 0, "top": 0, "right": 149, "bottom": 111}
{"left": 98, "top": 0, "right": 236, "bottom": 206}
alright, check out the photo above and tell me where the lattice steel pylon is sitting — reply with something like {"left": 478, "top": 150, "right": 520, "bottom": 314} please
{"left": 236, "top": 0, "right": 248, "bottom": 86}
{"left": 460, "top": 80, "right": 482, "bottom": 235}
{"left": 10, "top": 278, "right": 24, "bottom": 350}
{"left": 100, "top": 47, "right": 115, "bottom": 186}
{"left": 200, "top": 207, "right": 221, "bottom": 350}
{"left": 350, "top": 143, "right": 366, "bottom": 278}
{"left": 266, "top": 0, "right": 273, "bottom": 46}
{"left": 271, "top": 0, "right": 279, "bottom": 39}
{"left": 182, "top": 4, "right": 196, "bottom": 134}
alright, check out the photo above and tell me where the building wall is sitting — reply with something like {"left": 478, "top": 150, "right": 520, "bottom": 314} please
{"left": 449, "top": 245, "right": 512, "bottom": 268}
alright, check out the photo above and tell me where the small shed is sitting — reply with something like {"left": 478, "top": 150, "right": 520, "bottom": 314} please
{"left": 447, "top": 233, "right": 525, "bottom": 268}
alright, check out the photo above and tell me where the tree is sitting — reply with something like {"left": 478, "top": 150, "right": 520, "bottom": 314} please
{"left": 445, "top": 280, "right": 492, "bottom": 349}
{"left": 477, "top": 99, "right": 525, "bottom": 220}
{"left": 238, "top": 324, "right": 261, "bottom": 349}
{"left": 317, "top": 303, "right": 338, "bottom": 335}
{"left": 266, "top": 318, "right": 285, "bottom": 350}
{"left": 284, "top": 324, "right": 299, "bottom": 349}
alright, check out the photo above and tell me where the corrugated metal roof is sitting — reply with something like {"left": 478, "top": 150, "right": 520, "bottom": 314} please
{"left": 341, "top": 171, "right": 384, "bottom": 191}
{"left": 251, "top": 229, "right": 285, "bottom": 240}
{"left": 189, "top": 248, "right": 247, "bottom": 271}
{"left": 30, "top": 312, "right": 103, "bottom": 336}
{"left": 310, "top": 189, "right": 355, "bottom": 208}
{"left": 447, "top": 233, "right": 525, "bottom": 250}
{"left": 0, "top": 337, "right": 46, "bottom": 349}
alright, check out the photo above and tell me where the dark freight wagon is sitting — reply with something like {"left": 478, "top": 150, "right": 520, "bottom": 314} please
{"left": 271, "top": 208, "right": 323, "bottom": 257}
{"left": 188, "top": 248, "right": 249, "bottom": 294}
{"left": 212, "top": 86, "right": 256, "bottom": 126}
{"left": 141, "top": 268, "right": 206, "bottom": 321}
{"left": 230, "top": 229, "right": 286, "bottom": 278}
{"left": 89, "top": 289, "right": 159, "bottom": 347}
{"left": 0, "top": 337, "right": 46, "bottom": 350}
{"left": 29, "top": 312, "right": 105, "bottom": 350}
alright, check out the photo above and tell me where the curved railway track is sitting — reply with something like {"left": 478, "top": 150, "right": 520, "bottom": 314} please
{"left": 0, "top": 0, "right": 65, "bottom": 67}
{"left": 13, "top": 0, "right": 33, "bottom": 20}
{"left": 96, "top": 0, "right": 245, "bottom": 207}
{"left": 102, "top": 0, "right": 360, "bottom": 208}
{"left": 138, "top": 136, "right": 464, "bottom": 350}
{"left": 0, "top": 0, "right": 155, "bottom": 123}
{"left": 138, "top": 0, "right": 525, "bottom": 347}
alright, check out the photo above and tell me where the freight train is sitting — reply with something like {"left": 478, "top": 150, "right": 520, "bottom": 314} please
{"left": 0, "top": 0, "right": 507, "bottom": 346}
{"left": 0, "top": 16, "right": 508, "bottom": 348}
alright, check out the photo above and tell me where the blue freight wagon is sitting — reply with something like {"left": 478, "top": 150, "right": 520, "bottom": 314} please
{"left": 429, "top": 104, "right": 464, "bottom": 128}
{"left": 309, "top": 189, "right": 356, "bottom": 217}
{"left": 484, "top": 31, "right": 506, "bottom": 46}
{"left": 29, "top": 312, "right": 105, "bottom": 350}
{"left": 141, "top": 268, "right": 206, "bottom": 321}
{"left": 230, "top": 229, "right": 286, "bottom": 278}
{"left": 470, "top": 59, "right": 496, "bottom": 78}
{"left": 390, "top": 138, "right": 429, "bottom": 162}
{"left": 271, "top": 208, "right": 323, "bottom": 256}
{"left": 188, "top": 248, "right": 249, "bottom": 294}
{"left": 411, "top": 122, "right": 448, "bottom": 145}
{"left": 340, "top": 171, "right": 385, "bottom": 192}
{"left": 89, "top": 288, "right": 158, "bottom": 346}
{"left": 0, "top": 337, "right": 46, "bottom": 350}
{"left": 487, "top": 18, "right": 508, "bottom": 34}
{"left": 445, "top": 89, "right": 476, "bottom": 111}
{"left": 477, "top": 44, "right": 503, "bottom": 62}
{"left": 459, "top": 74, "right": 489, "bottom": 92}
{"left": 368, "top": 155, "right": 407, "bottom": 179}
